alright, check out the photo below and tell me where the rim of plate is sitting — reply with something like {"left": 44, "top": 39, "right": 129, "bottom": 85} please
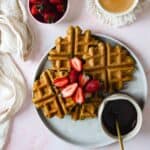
{"left": 32, "top": 33, "right": 148, "bottom": 149}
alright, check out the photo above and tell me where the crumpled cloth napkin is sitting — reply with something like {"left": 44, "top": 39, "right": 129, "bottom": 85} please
{"left": 0, "top": 53, "right": 26, "bottom": 150}
{"left": 0, "top": 0, "right": 31, "bottom": 149}
{"left": 0, "top": 0, "right": 33, "bottom": 60}
{"left": 87, "top": 0, "right": 150, "bottom": 27}
{"left": 0, "top": 120, "right": 9, "bottom": 150}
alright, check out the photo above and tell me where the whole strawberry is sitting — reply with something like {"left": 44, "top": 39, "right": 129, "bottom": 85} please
{"left": 43, "top": 12, "right": 56, "bottom": 23}
{"left": 31, "top": 5, "right": 39, "bottom": 15}
{"left": 85, "top": 80, "right": 100, "bottom": 93}
{"left": 30, "top": 0, "right": 42, "bottom": 4}
{"left": 56, "top": 4, "right": 64, "bottom": 13}
{"left": 49, "top": 0, "right": 63, "bottom": 4}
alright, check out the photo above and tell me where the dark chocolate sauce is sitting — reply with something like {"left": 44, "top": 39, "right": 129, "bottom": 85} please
{"left": 102, "top": 100, "right": 137, "bottom": 136}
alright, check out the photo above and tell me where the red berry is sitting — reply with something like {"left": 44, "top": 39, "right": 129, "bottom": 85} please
{"left": 70, "top": 57, "right": 82, "bottom": 72}
{"left": 69, "top": 70, "right": 79, "bottom": 83}
{"left": 61, "top": 83, "right": 78, "bottom": 98}
{"left": 31, "top": 5, "right": 39, "bottom": 15}
{"left": 49, "top": 0, "right": 63, "bottom": 4}
{"left": 79, "top": 74, "right": 90, "bottom": 87}
{"left": 56, "top": 4, "right": 64, "bottom": 13}
{"left": 30, "top": 0, "right": 42, "bottom": 4}
{"left": 43, "top": 12, "right": 56, "bottom": 23}
{"left": 85, "top": 80, "right": 100, "bottom": 93}
{"left": 73, "top": 87, "right": 84, "bottom": 104}
{"left": 54, "top": 77, "right": 69, "bottom": 88}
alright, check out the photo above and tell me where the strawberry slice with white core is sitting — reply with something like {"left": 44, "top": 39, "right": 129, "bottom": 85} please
{"left": 74, "top": 87, "right": 84, "bottom": 104}
{"left": 61, "top": 83, "right": 78, "bottom": 98}
{"left": 79, "top": 74, "right": 90, "bottom": 87}
{"left": 70, "top": 57, "right": 82, "bottom": 72}
{"left": 54, "top": 77, "right": 69, "bottom": 88}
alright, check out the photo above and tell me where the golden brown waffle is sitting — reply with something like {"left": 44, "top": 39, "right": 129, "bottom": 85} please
{"left": 32, "top": 69, "right": 75, "bottom": 118}
{"left": 48, "top": 26, "right": 74, "bottom": 71}
{"left": 49, "top": 26, "right": 74, "bottom": 57}
{"left": 48, "top": 56, "right": 71, "bottom": 71}
{"left": 106, "top": 43, "right": 135, "bottom": 67}
{"left": 71, "top": 100, "right": 101, "bottom": 120}
{"left": 74, "top": 26, "right": 99, "bottom": 58}
{"left": 83, "top": 43, "right": 135, "bottom": 92}
{"left": 48, "top": 26, "right": 99, "bottom": 70}
{"left": 107, "top": 67, "right": 134, "bottom": 91}
{"left": 83, "top": 42, "right": 106, "bottom": 70}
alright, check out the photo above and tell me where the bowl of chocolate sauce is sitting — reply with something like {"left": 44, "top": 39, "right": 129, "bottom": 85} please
{"left": 98, "top": 94, "right": 143, "bottom": 141}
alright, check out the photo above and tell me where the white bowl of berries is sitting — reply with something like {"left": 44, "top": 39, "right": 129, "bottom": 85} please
{"left": 28, "top": 0, "right": 69, "bottom": 24}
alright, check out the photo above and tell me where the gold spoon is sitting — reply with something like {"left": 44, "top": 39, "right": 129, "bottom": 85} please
{"left": 116, "top": 120, "right": 125, "bottom": 150}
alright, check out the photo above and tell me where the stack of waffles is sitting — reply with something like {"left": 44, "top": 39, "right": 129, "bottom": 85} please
{"left": 32, "top": 26, "right": 135, "bottom": 120}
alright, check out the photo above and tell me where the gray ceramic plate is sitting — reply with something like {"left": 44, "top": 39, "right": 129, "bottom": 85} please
{"left": 33, "top": 34, "right": 148, "bottom": 149}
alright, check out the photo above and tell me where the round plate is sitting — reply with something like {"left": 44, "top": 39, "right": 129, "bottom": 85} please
{"left": 33, "top": 34, "right": 148, "bottom": 149}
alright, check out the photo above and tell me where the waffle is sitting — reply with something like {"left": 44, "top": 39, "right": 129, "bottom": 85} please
{"left": 107, "top": 67, "right": 134, "bottom": 91}
{"left": 83, "top": 42, "right": 106, "bottom": 70}
{"left": 83, "top": 43, "right": 135, "bottom": 92}
{"left": 106, "top": 43, "right": 135, "bottom": 67}
{"left": 71, "top": 100, "right": 101, "bottom": 120}
{"left": 32, "top": 69, "right": 75, "bottom": 118}
{"left": 48, "top": 27, "right": 74, "bottom": 71}
{"left": 48, "top": 26, "right": 99, "bottom": 70}
{"left": 74, "top": 26, "right": 99, "bottom": 58}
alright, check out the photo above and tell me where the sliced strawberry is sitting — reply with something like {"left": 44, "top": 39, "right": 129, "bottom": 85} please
{"left": 31, "top": 5, "right": 40, "bottom": 15}
{"left": 61, "top": 83, "right": 78, "bottom": 98}
{"left": 73, "top": 87, "right": 84, "bottom": 104}
{"left": 69, "top": 70, "right": 79, "bottom": 83}
{"left": 79, "top": 74, "right": 90, "bottom": 87}
{"left": 85, "top": 80, "right": 100, "bottom": 93}
{"left": 70, "top": 57, "right": 82, "bottom": 72}
{"left": 49, "top": 0, "right": 63, "bottom": 4}
{"left": 54, "top": 77, "right": 69, "bottom": 88}
{"left": 56, "top": 4, "right": 64, "bottom": 13}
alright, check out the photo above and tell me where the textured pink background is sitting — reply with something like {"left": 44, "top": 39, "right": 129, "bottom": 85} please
{"left": 5, "top": 0, "right": 150, "bottom": 150}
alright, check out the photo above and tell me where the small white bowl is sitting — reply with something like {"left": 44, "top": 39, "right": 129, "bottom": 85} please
{"left": 98, "top": 94, "right": 143, "bottom": 141}
{"left": 95, "top": 0, "right": 139, "bottom": 16}
{"left": 27, "top": 0, "right": 69, "bottom": 24}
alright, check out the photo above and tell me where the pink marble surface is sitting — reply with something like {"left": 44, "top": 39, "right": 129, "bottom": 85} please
{"left": 4, "top": 0, "right": 150, "bottom": 150}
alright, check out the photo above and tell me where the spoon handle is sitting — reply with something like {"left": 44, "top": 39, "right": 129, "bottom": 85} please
{"left": 116, "top": 120, "right": 124, "bottom": 150}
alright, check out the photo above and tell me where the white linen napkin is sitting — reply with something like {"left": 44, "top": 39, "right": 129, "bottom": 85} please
{"left": 87, "top": 0, "right": 150, "bottom": 27}
{"left": 0, "top": 53, "right": 26, "bottom": 150}
{"left": 0, "top": 120, "right": 10, "bottom": 150}
{"left": 0, "top": 0, "right": 30, "bottom": 149}
{"left": 0, "top": 0, "right": 33, "bottom": 60}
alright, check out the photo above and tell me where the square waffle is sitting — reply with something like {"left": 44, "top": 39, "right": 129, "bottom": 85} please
{"left": 83, "top": 42, "right": 106, "bottom": 70}
{"left": 83, "top": 42, "right": 135, "bottom": 92}
{"left": 32, "top": 69, "right": 75, "bottom": 118}
{"left": 106, "top": 43, "right": 135, "bottom": 67}
{"left": 48, "top": 26, "right": 99, "bottom": 68}
{"left": 107, "top": 67, "right": 134, "bottom": 92}
{"left": 71, "top": 100, "right": 101, "bottom": 120}
{"left": 48, "top": 26, "right": 75, "bottom": 71}
{"left": 74, "top": 26, "right": 99, "bottom": 58}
